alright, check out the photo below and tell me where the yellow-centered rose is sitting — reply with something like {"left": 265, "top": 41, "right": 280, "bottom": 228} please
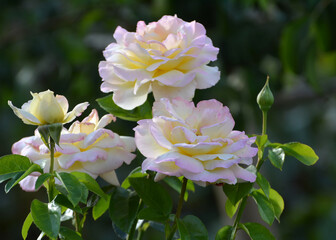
{"left": 8, "top": 90, "right": 89, "bottom": 125}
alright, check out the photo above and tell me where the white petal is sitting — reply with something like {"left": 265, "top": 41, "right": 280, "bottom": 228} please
{"left": 151, "top": 81, "right": 197, "bottom": 101}
{"left": 113, "top": 82, "right": 150, "bottom": 110}
{"left": 95, "top": 114, "right": 116, "bottom": 130}
{"left": 63, "top": 102, "right": 89, "bottom": 124}
{"left": 8, "top": 101, "right": 41, "bottom": 125}
{"left": 120, "top": 136, "right": 136, "bottom": 152}
{"left": 134, "top": 120, "right": 169, "bottom": 159}
{"left": 82, "top": 109, "right": 99, "bottom": 125}
{"left": 100, "top": 171, "right": 120, "bottom": 186}
{"left": 193, "top": 65, "right": 220, "bottom": 89}
{"left": 56, "top": 95, "right": 69, "bottom": 115}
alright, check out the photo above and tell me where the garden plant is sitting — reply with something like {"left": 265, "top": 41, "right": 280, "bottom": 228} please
{"left": 0, "top": 15, "right": 318, "bottom": 240}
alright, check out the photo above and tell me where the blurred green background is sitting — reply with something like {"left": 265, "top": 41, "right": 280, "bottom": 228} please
{"left": 1, "top": 0, "right": 335, "bottom": 239}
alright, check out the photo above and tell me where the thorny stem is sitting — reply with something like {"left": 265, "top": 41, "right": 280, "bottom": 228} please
{"left": 167, "top": 177, "right": 188, "bottom": 240}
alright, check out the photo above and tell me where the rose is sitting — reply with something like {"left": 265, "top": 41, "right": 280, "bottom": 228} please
{"left": 12, "top": 109, "right": 136, "bottom": 191}
{"left": 134, "top": 98, "right": 258, "bottom": 186}
{"left": 99, "top": 15, "right": 220, "bottom": 110}
{"left": 8, "top": 90, "right": 89, "bottom": 125}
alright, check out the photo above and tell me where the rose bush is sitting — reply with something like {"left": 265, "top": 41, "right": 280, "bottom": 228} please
{"left": 12, "top": 109, "right": 136, "bottom": 191}
{"left": 8, "top": 90, "right": 89, "bottom": 125}
{"left": 99, "top": 15, "right": 220, "bottom": 110}
{"left": 134, "top": 98, "right": 258, "bottom": 186}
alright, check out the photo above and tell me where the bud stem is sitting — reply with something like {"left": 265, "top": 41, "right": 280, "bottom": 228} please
{"left": 48, "top": 139, "right": 56, "bottom": 202}
{"left": 229, "top": 82, "right": 270, "bottom": 239}
{"left": 262, "top": 111, "right": 267, "bottom": 136}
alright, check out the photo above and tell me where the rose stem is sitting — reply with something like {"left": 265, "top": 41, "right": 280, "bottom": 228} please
{"left": 167, "top": 177, "right": 188, "bottom": 240}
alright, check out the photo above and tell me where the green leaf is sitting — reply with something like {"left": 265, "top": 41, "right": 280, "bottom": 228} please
{"left": 71, "top": 172, "right": 107, "bottom": 199}
{"left": 138, "top": 207, "right": 170, "bottom": 222}
{"left": 215, "top": 226, "right": 233, "bottom": 240}
{"left": 31, "top": 199, "right": 61, "bottom": 240}
{"left": 268, "top": 189, "right": 284, "bottom": 221}
{"left": 79, "top": 182, "right": 89, "bottom": 204}
{"left": 281, "top": 142, "right": 319, "bottom": 166}
{"left": 222, "top": 182, "right": 253, "bottom": 205}
{"left": 22, "top": 212, "right": 33, "bottom": 240}
{"left": 97, "top": 94, "right": 152, "bottom": 121}
{"left": 35, "top": 173, "right": 53, "bottom": 190}
{"left": 255, "top": 135, "right": 268, "bottom": 149}
{"left": 255, "top": 188, "right": 284, "bottom": 222}
{"left": 56, "top": 172, "right": 84, "bottom": 206}
{"left": 177, "top": 215, "right": 208, "bottom": 240}
{"left": 0, "top": 154, "right": 32, "bottom": 175}
{"left": 268, "top": 148, "right": 285, "bottom": 170}
{"left": 225, "top": 199, "right": 240, "bottom": 218}
{"left": 59, "top": 226, "right": 83, "bottom": 240}
{"left": 0, "top": 172, "right": 18, "bottom": 183}
{"left": 255, "top": 135, "right": 268, "bottom": 160}
{"left": 54, "top": 195, "right": 82, "bottom": 214}
{"left": 92, "top": 195, "right": 111, "bottom": 220}
{"left": 129, "top": 177, "right": 172, "bottom": 217}
{"left": 109, "top": 187, "right": 140, "bottom": 233}
{"left": 5, "top": 164, "right": 43, "bottom": 193}
{"left": 240, "top": 222, "right": 275, "bottom": 240}
{"left": 251, "top": 191, "right": 275, "bottom": 225}
{"left": 5, "top": 171, "right": 24, "bottom": 192}
{"left": 256, "top": 173, "right": 270, "bottom": 199}
{"left": 121, "top": 167, "right": 147, "bottom": 189}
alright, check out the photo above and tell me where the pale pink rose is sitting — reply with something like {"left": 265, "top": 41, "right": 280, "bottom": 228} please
{"left": 134, "top": 98, "right": 258, "bottom": 186}
{"left": 99, "top": 15, "right": 220, "bottom": 110}
{"left": 12, "top": 109, "right": 136, "bottom": 191}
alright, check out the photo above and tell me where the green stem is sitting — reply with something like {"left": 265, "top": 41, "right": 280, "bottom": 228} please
{"left": 74, "top": 212, "right": 81, "bottom": 233}
{"left": 256, "top": 111, "right": 268, "bottom": 171}
{"left": 136, "top": 227, "right": 144, "bottom": 240}
{"left": 167, "top": 177, "right": 188, "bottom": 240}
{"left": 48, "top": 140, "right": 55, "bottom": 202}
{"left": 262, "top": 111, "right": 267, "bottom": 136}
{"left": 128, "top": 199, "right": 144, "bottom": 240}
{"left": 230, "top": 197, "right": 247, "bottom": 240}
{"left": 229, "top": 110, "right": 268, "bottom": 239}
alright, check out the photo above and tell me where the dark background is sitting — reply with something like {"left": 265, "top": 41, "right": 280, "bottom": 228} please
{"left": 1, "top": 0, "right": 335, "bottom": 239}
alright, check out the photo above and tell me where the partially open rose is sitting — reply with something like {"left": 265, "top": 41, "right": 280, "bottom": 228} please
{"left": 8, "top": 90, "right": 89, "bottom": 125}
{"left": 13, "top": 109, "right": 136, "bottom": 191}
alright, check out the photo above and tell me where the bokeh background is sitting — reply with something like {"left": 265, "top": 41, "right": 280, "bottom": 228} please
{"left": 1, "top": 0, "right": 335, "bottom": 239}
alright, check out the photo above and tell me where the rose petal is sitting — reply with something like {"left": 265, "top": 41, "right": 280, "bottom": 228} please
{"left": 134, "top": 120, "right": 169, "bottom": 159}
{"left": 8, "top": 101, "right": 41, "bottom": 125}
{"left": 63, "top": 102, "right": 89, "bottom": 124}
{"left": 100, "top": 171, "right": 120, "bottom": 186}
{"left": 19, "top": 175, "right": 40, "bottom": 192}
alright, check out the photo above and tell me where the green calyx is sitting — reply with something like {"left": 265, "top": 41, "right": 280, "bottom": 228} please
{"left": 257, "top": 76, "right": 274, "bottom": 112}
{"left": 37, "top": 123, "right": 62, "bottom": 148}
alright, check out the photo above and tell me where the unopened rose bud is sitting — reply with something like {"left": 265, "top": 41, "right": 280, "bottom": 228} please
{"left": 257, "top": 76, "right": 274, "bottom": 112}
{"left": 8, "top": 90, "right": 89, "bottom": 126}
